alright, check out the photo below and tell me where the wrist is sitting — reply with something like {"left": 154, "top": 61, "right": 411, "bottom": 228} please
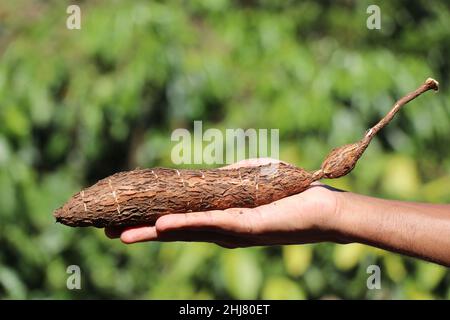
{"left": 307, "top": 185, "right": 354, "bottom": 244}
{"left": 327, "top": 190, "right": 361, "bottom": 244}
{"left": 330, "top": 191, "right": 388, "bottom": 246}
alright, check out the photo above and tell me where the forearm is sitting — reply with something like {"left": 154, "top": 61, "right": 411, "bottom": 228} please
{"left": 333, "top": 192, "right": 450, "bottom": 266}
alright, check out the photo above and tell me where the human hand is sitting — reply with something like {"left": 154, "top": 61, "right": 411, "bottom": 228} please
{"left": 105, "top": 158, "right": 343, "bottom": 248}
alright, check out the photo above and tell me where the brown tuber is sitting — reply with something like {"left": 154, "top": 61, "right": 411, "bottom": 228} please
{"left": 54, "top": 78, "right": 439, "bottom": 228}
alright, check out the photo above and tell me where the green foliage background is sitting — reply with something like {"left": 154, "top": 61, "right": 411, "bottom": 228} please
{"left": 0, "top": 0, "right": 449, "bottom": 299}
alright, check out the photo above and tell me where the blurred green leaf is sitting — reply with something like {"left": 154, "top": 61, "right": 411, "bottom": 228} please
{"left": 282, "top": 245, "right": 312, "bottom": 277}
{"left": 221, "top": 249, "right": 262, "bottom": 299}
{"left": 333, "top": 244, "right": 366, "bottom": 271}
{"left": 415, "top": 261, "right": 447, "bottom": 291}
{"left": 0, "top": 267, "right": 26, "bottom": 299}
{"left": 383, "top": 255, "right": 407, "bottom": 283}
{"left": 381, "top": 155, "right": 420, "bottom": 199}
{"left": 261, "top": 276, "right": 306, "bottom": 300}
{"left": 422, "top": 176, "right": 450, "bottom": 202}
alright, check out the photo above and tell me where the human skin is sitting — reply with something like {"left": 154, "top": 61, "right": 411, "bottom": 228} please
{"left": 105, "top": 158, "right": 450, "bottom": 267}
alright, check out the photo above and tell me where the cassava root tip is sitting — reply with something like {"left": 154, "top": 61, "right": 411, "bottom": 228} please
{"left": 425, "top": 78, "right": 439, "bottom": 91}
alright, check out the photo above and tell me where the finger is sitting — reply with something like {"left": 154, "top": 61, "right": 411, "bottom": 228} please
{"left": 120, "top": 225, "right": 158, "bottom": 244}
{"left": 154, "top": 229, "right": 232, "bottom": 244}
{"left": 119, "top": 224, "right": 226, "bottom": 244}
{"left": 104, "top": 227, "right": 125, "bottom": 239}
{"left": 156, "top": 203, "right": 297, "bottom": 236}
{"left": 155, "top": 209, "right": 250, "bottom": 234}
{"left": 120, "top": 225, "right": 250, "bottom": 247}
{"left": 152, "top": 229, "right": 262, "bottom": 248}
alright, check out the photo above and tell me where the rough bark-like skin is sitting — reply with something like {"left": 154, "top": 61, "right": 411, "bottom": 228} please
{"left": 54, "top": 163, "right": 314, "bottom": 227}
{"left": 320, "top": 141, "right": 369, "bottom": 179}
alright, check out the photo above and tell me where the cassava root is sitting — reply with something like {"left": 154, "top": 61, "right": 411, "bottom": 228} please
{"left": 54, "top": 78, "right": 439, "bottom": 228}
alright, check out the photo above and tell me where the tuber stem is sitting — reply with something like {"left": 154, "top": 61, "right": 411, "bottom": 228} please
{"left": 364, "top": 78, "right": 439, "bottom": 143}
{"left": 318, "top": 78, "right": 439, "bottom": 179}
